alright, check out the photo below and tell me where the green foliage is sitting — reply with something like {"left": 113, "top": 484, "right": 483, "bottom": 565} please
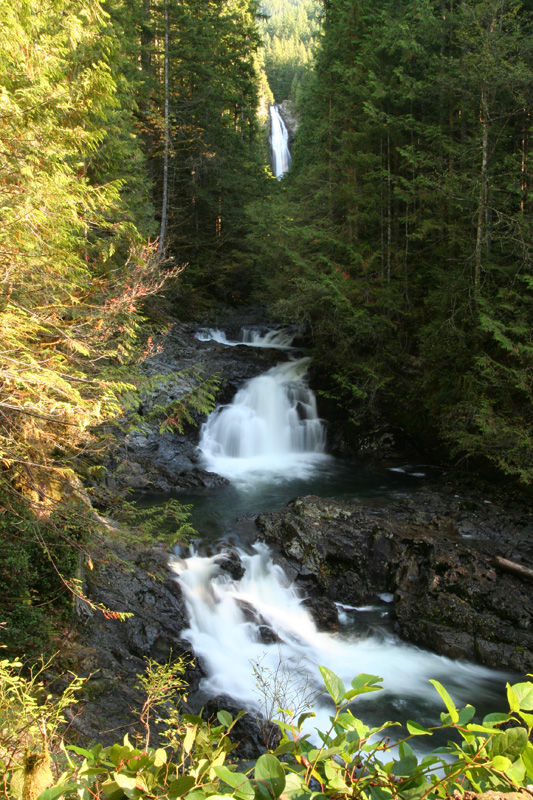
{"left": 0, "top": 655, "right": 86, "bottom": 799}
{"left": 259, "top": 0, "right": 320, "bottom": 102}
{"left": 2, "top": 661, "right": 532, "bottom": 800}
{"left": 0, "top": 0, "right": 241, "bottom": 651}
{"left": 251, "top": 0, "right": 533, "bottom": 485}
{"left": 121, "top": 368, "right": 220, "bottom": 437}
{"left": 134, "top": 0, "right": 268, "bottom": 303}
{"left": 103, "top": 497, "right": 198, "bottom": 550}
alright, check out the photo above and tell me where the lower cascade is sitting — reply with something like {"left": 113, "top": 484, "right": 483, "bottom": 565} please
{"left": 172, "top": 543, "right": 503, "bottom": 736}
{"left": 183, "top": 325, "right": 507, "bottom": 734}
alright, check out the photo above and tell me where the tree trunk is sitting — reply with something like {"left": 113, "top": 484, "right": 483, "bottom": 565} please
{"left": 158, "top": 0, "right": 170, "bottom": 259}
{"left": 474, "top": 86, "right": 489, "bottom": 301}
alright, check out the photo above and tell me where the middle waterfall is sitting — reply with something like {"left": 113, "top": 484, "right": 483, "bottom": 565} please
{"left": 199, "top": 355, "right": 328, "bottom": 485}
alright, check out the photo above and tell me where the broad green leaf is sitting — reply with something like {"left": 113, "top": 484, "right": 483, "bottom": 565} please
{"left": 511, "top": 682, "right": 533, "bottom": 710}
{"left": 429, "top": 680, "right": 458, "bottom": 723}
{"left": 351, "top": 674, "right": 383, "bottom": 690}
{"left": 154, "top": 748, "right": 167, "bottom": 767}
{"left": 406, "top": 720, "right": 432, "bottom": 736}
{"left": 336, "top": 712, "right": 363, "bottom": 732}
{"left": 456, "top": 705, "right": 476, "bottom": 725}
{"left": 217, "top": 710, "right": 233, "bottom": 727}
{"left": 297, "top": 711, "right": 316, "bottom": 728}
{"left": 319, "top": 666, "right": 345, "bottom": 705}
{"left": 214, "top": 766, "right": 254, "bottom": 797}
{"left": 489, "top": 726, "right": 527, "bottom": 760}
{"left": 504, "top": 759, "right": 526, "bottom": 784}
{"left": 482, "top": 712, "right": 511, "bottom": 727}
{"left": 345, "top": 686, "right": 382, "bottom": 700}
{"left": 100, "top": 780, "right": 120, "bottom": 796}
{"left": 491, "top": 755, "right": 512, "bottom": 771}
{"left": 36, "top": 785, "right": 78, "bottom": 800}
{"left": 282, "top": 772, "right": 311, "bottom": 800}
{"left": 254, "top": 753, "right": 286, "bottom": 798}
{"left": 399, "top": 741, "right": 416, "bottom": 759}
{"left": 168, "top": 776, "right": 196, "bottom": 797}
{"left": 507, "top": 683, "right": 520, "bottom": 713}
{"left": 109, "top": 744, "right": 132, "bottom": 767}
{"left": 135, "top": 773, "right": 157, "bottom": 794}
{"left": 369, "top": 785, "right": 394, "bottom": 800}
{"left": 205, "top": 796, "right": 242, "bottom": 800}
{"left": 522, "top": 743, "right": 533, "bottom": 780}
{"left": 467, "top": 724, "right": 504, "bottom": 734}
{"left": 114, "top": 773, "right": 137, "bottom": 791}
{"left": 66, "top": 745, "right": 96, "bottom": 759}
{"left": 183, "top": 714, "right": 204, "bottom": 725}
{"left": 400, "top": 783, "right": 434, "bottom": 800}
{"left": 273, "top": 740, "right": 296, "bottom": 755}
{"left": 184, "top": 724, "right": 198, "bottom": 754}
{"left": 392, "top": 754, "right": 418, "bottom": 776}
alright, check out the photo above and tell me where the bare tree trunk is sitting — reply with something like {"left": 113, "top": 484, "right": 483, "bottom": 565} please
{"left": 158, "top": 0, "right": 169, "bottom": 259}
{"left": 520, "top": 108, "right": 529, "bottom": 213}
{"left": 387, "top": 129, "right": 392, "bottom": 284}
{"left": 474, "top": 86, "right": 489, "bottom": 301}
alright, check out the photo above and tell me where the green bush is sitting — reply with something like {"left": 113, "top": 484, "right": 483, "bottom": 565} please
{"left": 1, "top": 658, "right": 532, "bottom": 800}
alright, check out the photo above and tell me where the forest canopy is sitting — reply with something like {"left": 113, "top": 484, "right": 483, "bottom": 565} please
{"left": 253, "top": 0, "right": 533, "bottom": 487}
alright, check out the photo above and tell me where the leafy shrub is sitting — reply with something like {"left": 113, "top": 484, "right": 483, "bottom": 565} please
{"left": 1, "top": 658, "right": 532, "bottom": 800}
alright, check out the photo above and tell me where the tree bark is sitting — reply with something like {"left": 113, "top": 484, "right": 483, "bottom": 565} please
{"left": 158, "top": 0, "right": 170, "bottom": 259}
{"left": 474, "top": 86, "right": 489, "bottom": 301}
{"left": 494, "top": 556, "right": 533, "bottom": 582}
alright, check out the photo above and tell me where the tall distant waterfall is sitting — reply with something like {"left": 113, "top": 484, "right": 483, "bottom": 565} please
{"left": 270, "top": 105, "right": 291, "bottom": 180}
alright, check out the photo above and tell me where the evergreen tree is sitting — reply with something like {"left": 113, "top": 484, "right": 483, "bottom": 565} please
{"left": 252, "top": 0, "right": 533, "bottom": 485}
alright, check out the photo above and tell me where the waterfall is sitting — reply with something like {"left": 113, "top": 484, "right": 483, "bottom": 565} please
{"left": 195, "top": 326, "right": 296, "bottom": 350}
{"left": 180, "top": 324, "right": 507, "bottom": 738}
{"left": 270, "top": 105, "right": 291, "bottom": 180}
{"left": 172, "top": 543, "right": 504, "bottom": 737}
{"left": 199, "top": 356, "right": 327, "bottom": 486}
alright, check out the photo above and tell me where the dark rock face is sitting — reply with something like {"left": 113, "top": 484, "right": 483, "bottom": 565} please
{"left": 216, "top": 548, "right": 246, "bottom": 581}
{"left": 104, "top": 310, "right": 284, "bottom": 494}
{"left": 202, "top": 695, "right": 280, "bottom": 759}
{"left": 256, "top": 495, "right": 533, "bottom": 673}
{"left": 65, "top": 544, "right": 197, "bottom": 747}
{"left": 301, "top": 596, "right": 339, "bottom": 631}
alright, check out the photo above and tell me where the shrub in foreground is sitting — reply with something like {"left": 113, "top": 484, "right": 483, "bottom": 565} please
{"left": 1, "top": 657, "right": 532, "bottom": 800}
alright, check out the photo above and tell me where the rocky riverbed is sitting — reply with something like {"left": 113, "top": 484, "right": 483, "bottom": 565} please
{"left": 256, "top": 494, "right": 533, "bottom": 673}
{"left": 103, "top": 308, "right": 283, "bottom": 493}
{"left": 68, "top": 308, "right": 533, "bottom": 748}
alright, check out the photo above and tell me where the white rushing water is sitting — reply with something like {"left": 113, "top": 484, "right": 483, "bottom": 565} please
{"left": 199, "top": 356, "right": 328, "bottom": 486}
{"left": 172, "top": 543, "right": 503, "bottom": 737}
{"left": 270, "top": 105, "right": 291, "bottom": 180}
{"left": 195, "top": 327, "right": 296, "bottom": 350}
{"left": 187, "top": 324, "right": 506, "bottom": 736}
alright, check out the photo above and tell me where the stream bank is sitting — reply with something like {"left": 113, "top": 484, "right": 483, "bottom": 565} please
{"left": 68, "top": 309, "right": 532, "bottom": 747}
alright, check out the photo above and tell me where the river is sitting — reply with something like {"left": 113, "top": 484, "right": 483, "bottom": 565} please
{"left": 164, "top": 325, "right": 508, "bottom": 742}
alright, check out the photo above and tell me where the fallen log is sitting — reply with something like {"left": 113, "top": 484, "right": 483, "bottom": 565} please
{"left": 493, "top": 555, "right": 533, "bottom": 582}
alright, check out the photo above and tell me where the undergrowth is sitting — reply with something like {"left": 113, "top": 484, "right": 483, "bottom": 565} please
{"left": 1, "top": 655, "right": 532, "bottom": 800}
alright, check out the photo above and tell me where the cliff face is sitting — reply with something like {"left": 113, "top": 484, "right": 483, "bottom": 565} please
{"left": 279, "top": 100, "right": 298, "bottom": 141}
